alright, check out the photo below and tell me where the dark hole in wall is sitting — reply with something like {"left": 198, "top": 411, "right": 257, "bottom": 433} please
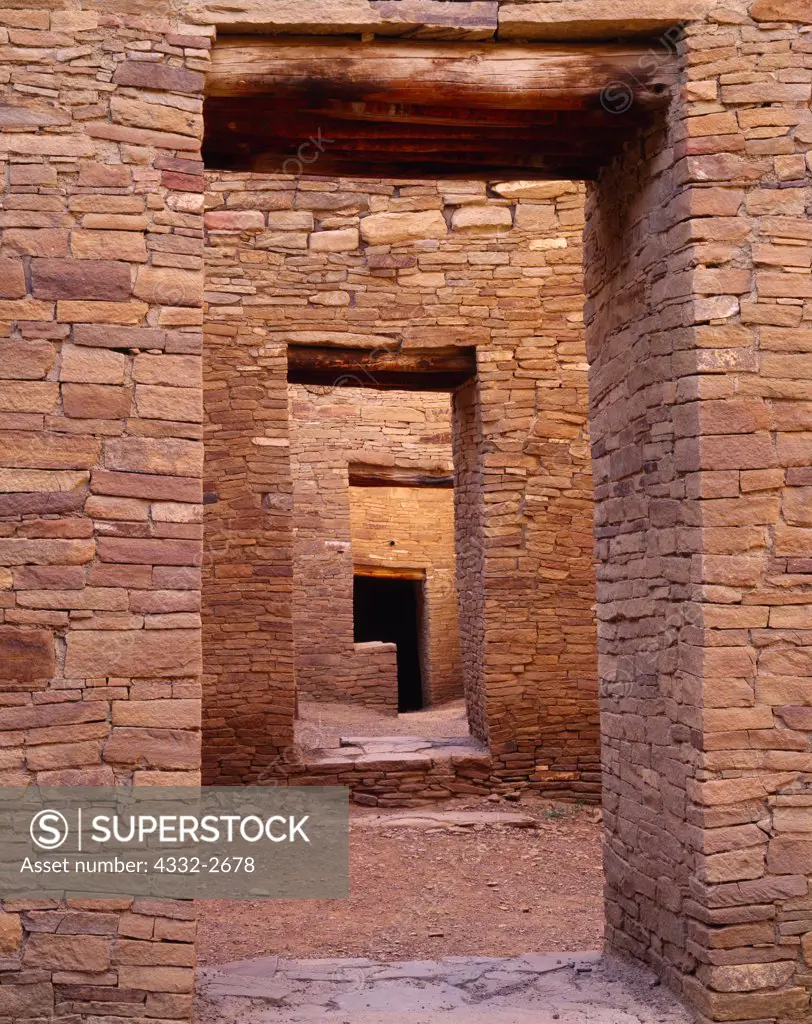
{"left": 353, "top": 574, "right": 424, "bottom": 712}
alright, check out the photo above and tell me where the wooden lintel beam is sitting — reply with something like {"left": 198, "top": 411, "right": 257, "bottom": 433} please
{"left": 287, "top": 345, "right": 476, "bottom": 392}
{"left": 207, "top": 38, "right": 677, "bottom": 111}
{"left": 349, "top": 465, "right": 454, "bottom": 489}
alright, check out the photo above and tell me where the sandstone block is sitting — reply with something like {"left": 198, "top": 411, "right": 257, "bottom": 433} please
{"left": 26, "top": 741, "right": 102, "bottom": 772}
{"left": 71, "top": 230, "right": 148, "bottom": 263}
{"left": 0, "top": 538, "right": 95, "bottom": 565}
{"left": 104, "top": 437, "right": 202, "bottom": 477}
{"left": 204, "top": 210, "right": 265, "bottom": 232}
{"left": 767, "top": 838, "right": 812, "bottom": 874}
{"left": 0, "top": 297, "right": 54, "bottom": 321}
{"left": 85, "top": 495, "right": 150, "bottom": 521}
{"left": 686, "top": 979, "right": 809, "bottom": 1022}
{"left": 0, "top": 381, "right": 58, "bottom": 413}
{"left": 90, "top": 470, "right": 201, "bottom": 503}
{"left": 116, "top": 965, "right": 194, "bottom": 993}
{"left": 112, "top": 699, "right": 201, "bottom": 730}
{"left": 703, "top": 960, "right": 796, "bottom": 992}
{"left": 111, "top": 95, "right": 200, "bottom": 138}
{"left": 451, "top": 205, "right": 513, "bottom": 232}
{"left": 112, "top": 61, "right": 205, "bottom": 94}
{"left": 360, "top": 211, "right": 447, "bottom": 245}
{"left": 98, "top": 537, "right": 201, "bottom": 566}
{"left": 24, "top": 933, "right": 110, "bottom": 971}
{"left": 751, "top": 0, "right": 811, "bottom": 20}
{"left": 63, "top": 383, "right": 131, "bottom": 420}
{"left": 493, "top": 181, "right": 578, "bottom": 200}
{"left": 514, "top": 204, "right": 558, "bottom": 231}
{"left": 57, "top": 300, "right": 149, "bottom": 324}
{"left": 256, "top": 230, "right": 309, "bottom": 250}
{"left": 0, "top": 910, "right": 22, "bottom": 952}
{"left": 104, "top": 728, "right": 200, "bottom": 770}
{"left": 2, "top": 431, "right": 100, "bottom": 469}
{"left": 31, "top": 259, "right": 132, "bottom": 301}
{"left": 60, "top": 345, "right": 127, "bottom": 385}
{"left": 309, "top": 228, "right": 360, "bottom": 252}
{"left": 0, "top": 257, "right": 26, "bottom": 298}
{"left": 0, "top": 469, "right": 88, "bottom": 494}
{"left": 135, "top": 384, "right": 203, "bottom": 422}
{"left": 78, "top": 164, "right": 132, "bottom": 187}
{"left": 1, "top": 982, "right": 53, "bottom": 1017}
{"left": 114, "top": 937, "right": 196, "bottom": 966}
{"left": 783, "top": 487, "right": 812, "bottom": 526}
{"left": 133, "top": 354, "right": 201, "bottom": 387}
{"left": 4, "top": 228, "right": 71, "bottom": 257}
{"left": 265, "top": 211, "right": 315, "bottom": 230}
{"left": 65, "top": 629, "right": 202, "bottom": 679}
{"left": 0, "top": 339, "right": 55, "bottom": 379}
{"left": 134, "top": 267, "right": 202, "bottom": 308}
{"left": 74, "top": 325, "right": 166, "bottom": 350}
{"left": 498, "top": 0, "right": 709, "bottom": 38}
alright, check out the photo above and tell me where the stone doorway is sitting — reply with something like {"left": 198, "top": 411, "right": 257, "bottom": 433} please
{"left": 353, "top": 572, "right": 427, "bottom": 712}
{"left": 197, "top": 17, "right": 812, "bottom": 1024}
{"left": 1, "top": 5, "right": 810, "bottom": 1024}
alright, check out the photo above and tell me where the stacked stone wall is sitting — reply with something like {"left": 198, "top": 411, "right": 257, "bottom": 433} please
{"left": 204, "top": 170, "right": 600, "bottom": 796}
{"left": 585, "top": 3, "right": 812, "bottom": 1018}
{"left": 0, "top": 6, "right": 208, "bottom": 1020}
{"left": 5, "top": 4, "right": 810, "bottom": 1021}
{"left": 352, "top": 485, "right": 461, "bottom": 706}
{"left": 290, "top": 384, "right": 461, "bottom": 711}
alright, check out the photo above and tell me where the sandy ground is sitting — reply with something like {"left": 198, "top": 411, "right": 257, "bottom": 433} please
{"left": 197, "top": 795, "right": 603, "bottom": 967}
{"left": 294, "top": 699, "right": 471, "bottom": 752}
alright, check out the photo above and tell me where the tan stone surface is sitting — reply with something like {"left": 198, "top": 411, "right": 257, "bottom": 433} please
{"left": 497, "top": 0, "right": 711, "bottom": 38}
{"left": 65, "top": 630, "right": 202, "bottom": 679}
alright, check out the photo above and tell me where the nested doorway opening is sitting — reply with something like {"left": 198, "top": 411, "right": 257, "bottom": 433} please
{"left": 353, "top": 569, "right": 426, "bottom": 712}
{"left": 286, "top": 347, "right": 479, "bottom": 753}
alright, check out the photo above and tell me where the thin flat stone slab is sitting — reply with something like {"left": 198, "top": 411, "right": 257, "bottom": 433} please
{"left": 497, "top": 0, "right": 709, "bottom": 39}
{"left": 197, "top": 953, "right": 693, "bottom": 1024}
{"left": 351, "top": 810, "right": 539, "bottom": 829}
{"left": 338, "top": 736, "right": 489, "bottom": 760}
{"left": 189, "top": 0, "right": 498, "bottom": 39}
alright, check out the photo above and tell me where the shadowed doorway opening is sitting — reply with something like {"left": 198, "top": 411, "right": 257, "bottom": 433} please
{"left": 353, "top": 572, "right": 425, "bottom": 712}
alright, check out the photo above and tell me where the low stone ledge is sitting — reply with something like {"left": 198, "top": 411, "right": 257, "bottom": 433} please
{"left": 498, "top": 0, "right": 710, "bottom": 39}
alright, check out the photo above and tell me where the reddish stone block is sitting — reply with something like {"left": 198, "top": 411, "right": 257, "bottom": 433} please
{"left": 31, "top": 259, "right": 132, "bottom": 301}
{"left": 0, "top": 258, "right": 26, "bottom": 298}
{"left": 162, "top": 170, "right": 205, "bottom": 192}
{"left": 65, "top": 629, "right": 201, "bottom": 679}
{"left": 63, "top": 383, "right": 132, "bottom": 420}
{"left": 112, "top": 61, "right": 205, "bottom": 95}
{"left": 90, "top": 470, "right": 201, "bottom": 503}
{"left": 0, "top": 339, "right": 55, "bottom": 380}
{"left": 98, "top": 538, "right": 202, "bottom": 566}
{"left": 0, "top": 627, "right": 54, "bottom": 686}
{"left": 23, "top": 933, "right": 111, "bottom": 971}
{"left": 104, "top": 728, "right": 200, "bottom": 770}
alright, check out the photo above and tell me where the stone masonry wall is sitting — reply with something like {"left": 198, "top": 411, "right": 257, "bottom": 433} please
{"left": 8, "top": 4, "right": 810, "bottom": 1022}
{"left": 351, "top": 484, "right": 462, "bottom": 707}
{"left": 290, "top": 384, "right": 461, "bottom": 711}
{"left": 204, "top": 170, "right": 600, "bottom": 797}
{"left": 585, "top": 2, "right": 812, "bottom": 1020}
{"left": 0, "top": 6, "right": 208, "bottom": 1022}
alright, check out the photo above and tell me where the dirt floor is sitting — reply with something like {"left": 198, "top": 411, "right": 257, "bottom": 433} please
{"left": 294, "top": 698, "right": 471, "bottom": 752}
{"left": 198, "top": 795, "right": 604, "bottom": 967}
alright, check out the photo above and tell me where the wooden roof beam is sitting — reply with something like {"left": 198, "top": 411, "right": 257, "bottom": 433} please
{"left": 207, "top": 37, "right": 678, "bottom": 112}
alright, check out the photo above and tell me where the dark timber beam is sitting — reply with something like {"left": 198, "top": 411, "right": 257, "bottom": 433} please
{"left": 207, "top": 38, "right": 677, "bottom": 110}
{"left": 287, "top": 346, "right": 476, "bottom": 392}
{"left": 349, "top": 465, "right": 454, "bottom": 489}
